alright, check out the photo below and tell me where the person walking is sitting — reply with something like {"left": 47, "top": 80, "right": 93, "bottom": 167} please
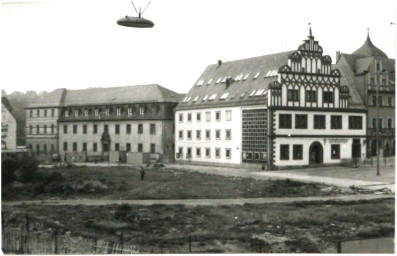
{"left": 140, "top": 166, "right": 145, "bottom": 181}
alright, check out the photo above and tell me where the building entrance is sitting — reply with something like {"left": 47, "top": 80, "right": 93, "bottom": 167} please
{"left": 309, "top": 142, "right": 323, "bottom": 164}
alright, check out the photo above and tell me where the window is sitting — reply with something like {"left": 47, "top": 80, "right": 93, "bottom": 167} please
{"left": 215, "top": 148, "right": 221, "bottom": 158}
{"left": 179, "top": 130, "right": 183, "bottom": 139}
{"left": 388, "top": 96, "right": 393, "bottom": 107}
{"left": 295, "top": 115, "right": 307, "bottom": 129}
{"left": 225, "top": 148, "right": 231, "bottom": 159}
{"left": 126, "top": 143, "right": 131, "bottom": 152}
{"left": 63, "top": 125, "right": 68, "bottom": 134}
{"left": 205, "top": 112, "right": 211, "bottom": 122}
{"left": 115, "top": 143, "right": 120, "bottom": 151}
{"left": 382, "top": 79, "right": 386, "bottom": 86}
{"left": 117, "top": 108, "right": 121, "bottom": 116}
{"left": 126, "top": 124, "right": 131, "bottom": 134}
{"left": 323, "top": 91, "right": 333, "bottom": 103}
{"left": 74, "top": 110, "right": 79, "bottom": 117}
{"left": 73, "top": 125, "right": 77, "bottom": 134}
{"left": 51, "top": 125, "right": 55, "bottom": 134}
{"left": 280, "top": 145, "right": 289, "bottom": 160}
{"left": 140, "top": 107, "right": 145, "bottom": 115}
{"left": 287, "top": 89, "right": 299, "bottom": 101}
{"left": 44, "top": 125, "right": 47, "bottom": 134}
{"left": 51, "top": 109, "right": 55, "bottom": 117}
{"left": 63, "top": 142, "right": 68, "bottom": 151}
{"left": 150, "top": 144, "right": 156, "bottom": 153}
{"left": 306, "top": 90, "right": 316, "bottom": 102}
{"left": 215, "top": 111, "right": 221, "bottom": 121}
{"left": 331, "top": 144, "right": 340, "bottom": 159}
{"left": 179, "top": 114, "right": 183, "bottom": 122}
{"left": 150, "top": 124, "right": 156, "bottom": 134}
{"left": 138, "top": 143, "right": 143, "bottom": 152}
{"left": 95, "top": 109, "right": 99, "bottom": 116}
{"left": 84, "top": 110, "right": 88, "bottom": 116}
{"left": 73, "top": 142, "right": 77, "bottom": 152}
{"left": 37, "top": 109, "right": 40, "bottom": 117}
{"left": 83, "top": 143, "right": 87, "bottom": 152}
{"left": 138, "top": 124, "right": 143, "bottom": 134}
{"left": 128, "top": 108, "right": 133, "bottom": 115}
{"left": 196, "top": 130, "right": 201, "bottom": 140}
{"left": 314, "top": 115, "right": 326, "bottom": 129}
{"left": 36, "top": 144, "right": 40, "bottom": 153}
{"left": 205, "top": 130, "right": 211, "bottom": 140}
{"left": 104, "top": 125, "right": 109, "bottom": 132}
{"left": 372, "top": 95, "right": 377, "bottom": 106}
{"left": 29, "top": 125, "right": 33, "bottom": 134}
{"left": 279, "top": 114, "right": 292, "bottom": 129}
{"left": 187, "top": 130, "right": 192, "bottom": 139}
{"left": 187, "top": 147, "right": 192, "bottom": 158}
{"left": 83, "top": 125, "right": 87, "bottom": 134}
{"left": 115, "top": 124, "right": 120, "bottom": 134}
{"left": 93, "top": 143, "right": 97, "bottom": 152}
{"left": 226, "top": 110, "right": 232, "bottom": 121}
{"left": 215, "top": 130, "right": 221, "bottom": 139}
{"left": 93, "top": 124, "right": 98, "bottom": 134}
{"left": 44, "top": 109, "right": 47, "bottom": 117}
{"left": 226, "top": 129, "right": 231, "bottom": 140}
{"left": 372, "top": 118, "right": 377, "bottom": 129}
{"left": 29, "top": 110, "right": 33, "bottom": 118}
{"left": 378, "top": 96, "right": 383, "bottom": 106}
{"left": 43, "top": 144, "right": 47, "bottom": 153}
{"left": 196, "top": 113, "right": 201, "bottom": 122}
{"left": 65, "top": 110, "right": 69, "bottom": 117}
{"left": 178, "top": 147, "right": 183, "bottom": 157}
{"left": 388, "top": 118, "right": 393, "bottom": 129}
{"left": 105, "top": 109, "right": 110, "bottom": 115}
{"left": 187, "top": 113, "right": 192, "bottom": 122}
{"left": 196, "top": 148, "right": 201, "bottom": 157}
{"left": 370, "top": 78, "right": 375, "bottom": 85}
{"left": 349, "top": 116, "right": 363, "bottom": 130}
{"left": 205, "top": 148, "right": 211, "bottom": 158}
{"left": 378, "top": 118, "right": 383, "bottom": 129}
{"left": 51, "top": 144, "right": 54, "bottom": 152}
{"left": 36, "top": 125, "right": 40, "bottom": 134}
{"left": 331, "top": 115, "right": 342, "bottom": 129}
{"left": 293, "top": 145, "right": 303, "bottom": 160}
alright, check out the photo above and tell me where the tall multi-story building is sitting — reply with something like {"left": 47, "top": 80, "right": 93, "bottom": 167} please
{"left": 57, "top": 84, "right": 182, "bottom": 162}
{"left": 175, "top": 29, "right": 367, "bottom": 169}
{"left": 335, "top": 31, "right": 395, "bottom": 157}
{"left": 25, "top": 88, "right": 66, "bottom": 155}
{"left": 2, "top": 97, "right": 17, "bottom": 151}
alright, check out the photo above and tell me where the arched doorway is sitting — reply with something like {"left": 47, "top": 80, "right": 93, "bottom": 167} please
{"left": 309, "top": 141, "right": 323, "bottom": 164}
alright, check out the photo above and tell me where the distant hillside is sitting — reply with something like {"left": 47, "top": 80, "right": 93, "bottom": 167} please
{"left": 2, "top": 90, "right": 43, "bottom": 146}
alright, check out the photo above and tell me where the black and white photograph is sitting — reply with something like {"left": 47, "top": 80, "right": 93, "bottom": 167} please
{"left": 1, "top": 0, "right": 395, "bottom": 253}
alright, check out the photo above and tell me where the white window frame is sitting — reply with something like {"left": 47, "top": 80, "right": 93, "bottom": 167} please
{"left": 128, "top": 108, "right": 132, "bottom": 115}
{"left": 140, "top": 107, "right": 144, "bottom": 115}
{"left": 74, "top": 110, "right": 79, "bottom": 117}
{"left": 226, "top": 129, "right": 231, "bottom": 140}
{"left": 117, "top": 108, "right": 121, "bottom": 116}
{"left": 95, "top": 109, "right": 99, "bottom": 116}
{"left": 65, "top": 110, "right": 69, "bottom": 117}
{"left": 105, "top": 109, "right": 110, "bottom": 116}
{"left": 205, "top": 112, "right": 211, "bottom": 122}
{"left": 84, "top": 110, "right": 88, "bottom": 116}
{"left": 225, "top": 148, "right": 232, "bottom": 159}
{"left": 226, "top": 110, "right": 232, "bottom": 121}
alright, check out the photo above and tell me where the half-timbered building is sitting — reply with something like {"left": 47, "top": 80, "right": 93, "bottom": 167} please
{"left": 175, "top": 29, "right": 367, "bottom": 169}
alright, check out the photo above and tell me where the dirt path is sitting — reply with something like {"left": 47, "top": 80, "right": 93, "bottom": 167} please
{"left": 3, "top": 194, "right": 394, "bottom": 207}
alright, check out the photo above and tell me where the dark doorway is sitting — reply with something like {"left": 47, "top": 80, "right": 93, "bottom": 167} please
{"left": 352, "top": 139, "right": 361, "bottom": 158}
{"left": 309, "top": 141, "right": 323, "bottom": 164}
{"left": 371, "top": 140, "right": 377, "bottom": 156}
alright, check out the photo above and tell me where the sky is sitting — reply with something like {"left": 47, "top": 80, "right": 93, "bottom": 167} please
{"left": 1, "top": 0, "right": 396, "bottom": 95}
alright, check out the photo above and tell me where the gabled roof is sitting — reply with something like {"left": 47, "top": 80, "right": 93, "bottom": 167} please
{"left": 175, "top": 51, "right": 294, "bottom": 110}
{"left": 352, "top": 32, "right": 388, "bottom": 58}
{"left": 2, "top": 97, "right": 13, "bottom": 113}
{"left": 63, "top": 84, "right": 183, "bottom": 106}
{"left": 26, "top": 88, "right": 66, "bottom": 108}
{"left": 332, "top": 62, "right": 364, "bottom": 107}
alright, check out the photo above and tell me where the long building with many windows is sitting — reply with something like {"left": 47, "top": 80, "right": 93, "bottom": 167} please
{"left": 174, "top": 29, "right": 367, "bottom": 169}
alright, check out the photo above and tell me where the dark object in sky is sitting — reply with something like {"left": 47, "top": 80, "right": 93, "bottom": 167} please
{"left": 117, "top": 1, "right": 154, "bottom": 28}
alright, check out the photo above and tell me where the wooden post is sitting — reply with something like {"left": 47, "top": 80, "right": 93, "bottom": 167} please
{"left": 53, "top": 229, "right": 58, "bottom": 254}
{"left": 93, "top": 237, "right": 97, "bottom": 254}
{"left": 120, "top": 232, "right": 124, "bottom": 254}
{"left": 25, "top": 214, "right": 29, "bottom": 253}
{"left": 188, "top": 236, "right": 192, "bottom": 253}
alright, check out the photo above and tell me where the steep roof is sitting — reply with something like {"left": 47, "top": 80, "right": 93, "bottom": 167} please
{"left": 175, "top": 51, "right": 294, "bottom": 110}
{"left": 2, "top": 97, "right": 13, "bottom": 113}
{"left": 332, "top": 62, "right": 364, "bottom": 107}
{"left": 26, "top": 88, "right": 66, "bottom": 108}
{"left": 352, "top": 32, "right": 388, "bottom": 58}
{"left": 63, "top": 84, "right": 183, "bottom": 106}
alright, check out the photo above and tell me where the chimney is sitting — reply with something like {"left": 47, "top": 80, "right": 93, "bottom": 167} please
{"left": 226, "top": 77, "right": 232, "bottom": 87}
{"left": 218, "top": 60, "right": 222, "bottom": 67}
{"left": 336, "top": 51, "right": 341, "bottom": 63}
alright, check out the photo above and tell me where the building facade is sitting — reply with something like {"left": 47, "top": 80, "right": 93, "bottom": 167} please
{"left": 57, "top": 85, "right": 182, "bottom": 162}
{"left": 2, "top": 97, "right": 17, "bottom": 151}
{"left": 175, "top": 30, "right": 367, "bottom": 169}
{"left": 25, "top": 89, "right": 66, "bottom": 155}
{"left": 335, "top": 32, "right": 395, "bottom": 157}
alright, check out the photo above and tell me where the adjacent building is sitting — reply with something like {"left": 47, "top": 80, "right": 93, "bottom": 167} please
{"left": 2, "top": 97, "right": 17, "bottom": 151}
{"left": 175, "top": 29, "right": 367, "bottom": 169}
{"left": 57, "top": 84, "right": 182, "bottom": 162}
{"left": 25, "top": 88, "right": 66, "bottom": 155}
{"left": 335, "top": 31, "right": 395, "bottom": 157}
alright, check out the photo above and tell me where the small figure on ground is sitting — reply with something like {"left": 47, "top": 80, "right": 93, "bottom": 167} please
{"left": 140, "top": 166, "right": 145, "bottom": 181}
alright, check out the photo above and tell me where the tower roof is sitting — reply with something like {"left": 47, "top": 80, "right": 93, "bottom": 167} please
{"left": 352, "top": 30, "right": 388, "bottom": 58}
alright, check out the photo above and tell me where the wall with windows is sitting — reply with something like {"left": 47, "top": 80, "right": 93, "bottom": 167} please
{"left": 58, "top": 120, "right": 170, "bottom": 158}
{"left": 174, "top": 106, "right": 241, "bottom": 166}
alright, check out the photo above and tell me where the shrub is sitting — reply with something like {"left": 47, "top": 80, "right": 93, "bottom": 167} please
{"left": 115, "top": 204, "right": 132, "bottom": 220}
{"left": 1, "top": 158, "right": 18, "bottom": 186}
{"left": 18, "top": 156, "right": 39, "bottom": 182}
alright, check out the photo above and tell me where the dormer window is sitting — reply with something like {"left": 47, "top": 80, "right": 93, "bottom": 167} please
{"left": 84, "top": 110, "right": 88, "bottom": 116}
{"left": 243, "top": 74, "right": 249, "bottom": 80}
{"left": 128, "top": 108, "right": 132, "bottom": 115}
{"left": 65, "top": 110, "right": 69, "bottom": 117}
{"left": 105, "top": 109, "right": 110, "bottom": 115}
{"left": 95, "top": 109, "right": 99, "bottom": 116}
{"left": 117, "top": 108, "right": 121, "bottom": 115}
{"left": 140, "top": 107, "right": 145, "bottom": 115}
{"left": 253, "top": 72, "right": 260, "bottom": 79}
{"left": 207, "top": 79, "right": 213, "bottom": 85}
{"left": 74, "top": 110, "right": 79, "bottom": 117}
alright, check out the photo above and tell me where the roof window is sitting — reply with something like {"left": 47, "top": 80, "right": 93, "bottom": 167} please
{"left": 207, "top": 79, "right": 213, "bottom": 85}
{"left": 203, "top": 95, "right": 209, "bottom": 101}
{"left": 216, "top": 78, "right": 222, "bottom": 84}
{"left": 220, "top": 93, "right": 229, "bottom": 99}
{"left": 193, "top": 96, "right": 199, "bottom": 102}
{"left": 254, "top": 72, "right": 260, "bottom": 79}
{"left": 243, "top": 74, "right": 249, "bottom": 80}
{"left": 209, "top": 94, "right": 217, "bottom": 100}
{"left": 255, "top": 89, "right": 264, "bottom": 96}
{"left": 250, "top": 90, "right": 256, "bottom": 97}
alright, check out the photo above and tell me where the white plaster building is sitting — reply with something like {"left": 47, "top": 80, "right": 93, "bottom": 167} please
{"left": 175, "top": 29, "right": 367, "bottom": 169}
{"left": 2, "top": 97, "right": 17, "bottom": 151}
